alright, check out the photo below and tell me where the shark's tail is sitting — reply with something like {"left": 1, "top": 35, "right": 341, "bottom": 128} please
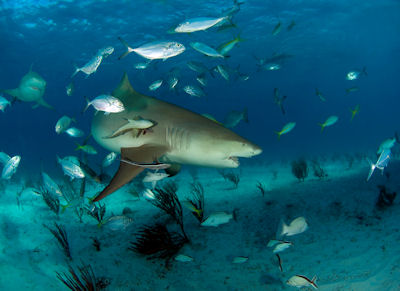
{"left": 118, "top": 37, "right": 134, "bottom": 60}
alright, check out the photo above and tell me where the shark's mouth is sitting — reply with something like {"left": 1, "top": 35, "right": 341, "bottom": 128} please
{"left": 228, "top": 156, "right": 240, "bottom": 166}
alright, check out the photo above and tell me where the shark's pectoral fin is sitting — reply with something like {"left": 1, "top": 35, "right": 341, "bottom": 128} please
{"left": 4, "top": 88, "right": 20, "bottom": 99}
{"left": 93, "top": 144, "right": 168, "bottom": 202}
{"left": 93, "top": 160, "right": 144, "bottom": 202}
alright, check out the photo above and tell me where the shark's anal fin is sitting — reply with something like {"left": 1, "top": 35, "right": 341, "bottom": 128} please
{"left": 92, "top": 144, "right": 168, "bottom": 202}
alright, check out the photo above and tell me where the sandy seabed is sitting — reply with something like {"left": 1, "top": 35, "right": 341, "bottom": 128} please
{"left": 0, "top": 155, "right": 399, "bottom": 291}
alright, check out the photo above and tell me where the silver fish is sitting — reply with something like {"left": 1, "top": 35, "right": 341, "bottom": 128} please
{"left": 183, "top": 85, "right": 205, "bottom": 97}
{"left": 2, "top": 155, "right": 20, "bottom": 180}
{"left": 102, "top": 152, "right": 117, "bottom": 168}
{"left": 215, "top": 65, "right": 229, "bottom": 81}
{"left": 174, "top": 254, "right": 194, "bottom": 262}
{"left": 149, "top": 80, "right": 163, "bottom": 91}
{"left": 66, "top": 82, "right": 74, "bottom": 96}
{"left": 118, "top": 37, "right": 185, "bottom": 60}
{"left": 172, "top": 16, "right": 228, "bottom": 33}
{"left": 201, "top": 211, "right": 233, "bottom": 227}
{"left": 187, "top": 61, "right": 210, "bottom": 74}
{"left": 102, "top": 215, "right": 134, "bottom": 231}
{"left": 42, "top": 172, "right": 63, "bottom": 197}
{"left": 0, "top": 96, "right": 11, "bottom": 112}
{"left": 190, "top": 42, "right": 225, "bottom": 58}
{"left": 57, "top": 156, "right": 85, "bottom": 180}
{"left": 71, "top": 54, "right": 103, "bottom": 78}
{"left": 84, "top": 95, "right": 125, "bottom": 115}
{"left": 65, "top": 127, "right": 85, "bottom": 138}
{"left": 196, "top": 74, "right": 208, "bottom": 87}
{"left": 97, "top": 46, "right": 114, "bottom": 57}
{"left": 55, "top": 115, "right": 75, "bottom": 134}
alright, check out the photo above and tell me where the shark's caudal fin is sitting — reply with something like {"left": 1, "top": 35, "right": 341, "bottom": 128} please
{"left": 92, "top": 144, "right": 168, "bottom": 202}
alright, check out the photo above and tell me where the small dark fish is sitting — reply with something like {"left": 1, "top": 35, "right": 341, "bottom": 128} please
{"left": 273, "top": 88, "right": 286, "bottom": 115}
{"left": 276, "top": 254, "right": 283, "bottom": 272}
{"left": 287, "top": 20, "right": 296, "bottom": 31}
{"left": 121, "top": 159, "right": 171, "bottom": 170}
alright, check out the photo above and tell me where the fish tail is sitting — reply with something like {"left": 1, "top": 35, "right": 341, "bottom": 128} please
{"left": 318, "top": 123, "right": 325, "bottom": 133}
{"left": 362, "top": 66, "right": 368, "bottom": 76}
{"left": 82, "top": 96, "right": 90, "bottom": 113}
{"left": 60, "top": 204, "right": 68, "bottom": 213}
{"left": 275, "top": 131, "right": 282, "bottom": 140}
{"left": 118, "top": 37, "right": 133, "bottom": 60}
{"left": 75, "top": 143, "right": 82, "bottom": 151}
{"left": 276, "top": 219, "right": 288, "bottom": 238}
{"left": 311, "top": 276, "right": 318, "bottom": 289}
{"left": 71, "top": 65, "right": 80, "bottom": 78}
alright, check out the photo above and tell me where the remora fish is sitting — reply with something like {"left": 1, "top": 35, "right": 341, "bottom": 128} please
{"left": 103, "top": 117, "right": 156, "bottom": 139}
{"left": 91, "top": 73, "right": 261, "bottom": 201}
{"left": 118, "top": 37, "right": 185, "bottom": 60}
{"left": 4, "top": 65, "right": 52, "bottom": 109}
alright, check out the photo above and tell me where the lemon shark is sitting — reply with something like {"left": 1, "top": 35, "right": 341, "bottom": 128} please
{"left": 92, "top": 73, "right": 262, "bottom": 202}
{"left": 3, "top": 65, "right": 53, "bottom": 109}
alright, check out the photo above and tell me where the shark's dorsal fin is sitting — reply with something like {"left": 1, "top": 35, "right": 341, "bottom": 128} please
{"left": 112, "top": 73, "right": 147, "bottom": 109}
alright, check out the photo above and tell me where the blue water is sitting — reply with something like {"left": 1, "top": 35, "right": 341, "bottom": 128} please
{"left": 0, "top": 0, "right": 399, "bottom": 289}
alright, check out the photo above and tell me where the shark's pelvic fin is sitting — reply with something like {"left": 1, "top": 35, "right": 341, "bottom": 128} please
{"left": 92, "top": 144, "right": 168, "bottom": 202}
{"left": 37, "top": 98, "right": 54, "bottom": 110}
{"left": 165, "top": 163, "right": 181, "bottom": 177}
